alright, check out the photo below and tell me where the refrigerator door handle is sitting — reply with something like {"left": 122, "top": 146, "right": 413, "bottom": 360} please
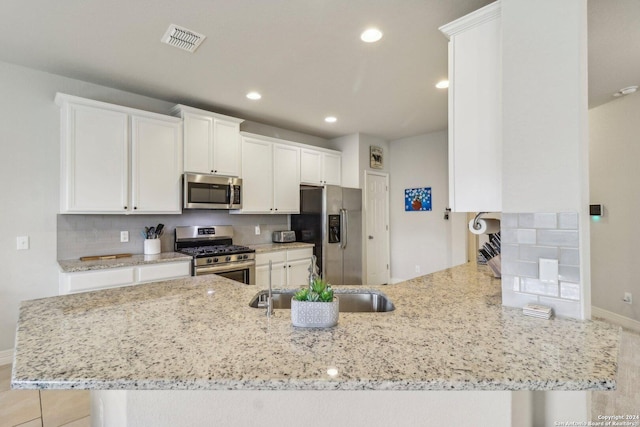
{"left": 340, "top": 208, "right": 348, "bottom": 249}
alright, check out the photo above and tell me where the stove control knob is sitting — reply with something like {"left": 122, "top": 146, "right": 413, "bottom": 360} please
{"left": 225, "top": 256, "right": 231, "bottom": 262}
{"left": 207, "top": 259, "right": 213, "bottom": 264}
{"left": 213, "top": 257, "right": 219, "bottom": 263}
{"left": 243, "top": 255, "right": 248, "bottom": 260}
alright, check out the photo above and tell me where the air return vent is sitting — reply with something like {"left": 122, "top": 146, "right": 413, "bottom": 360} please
{"left": 161, "top": 24, "right": 206, "bottom": 53}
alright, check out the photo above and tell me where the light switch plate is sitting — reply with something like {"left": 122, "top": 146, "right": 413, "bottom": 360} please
{"left": 17, "top": 236, "right": 29, "bottom": 250}
{"left": 539, "top": 258, "right": 558, "bottom": 284}
{"left": 120, "top": 231, "right": 129, "bottom": 243}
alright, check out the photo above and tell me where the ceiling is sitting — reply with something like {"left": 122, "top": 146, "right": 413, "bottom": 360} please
{"left": 0, "top": 0, "right": 637, "bottom": 141}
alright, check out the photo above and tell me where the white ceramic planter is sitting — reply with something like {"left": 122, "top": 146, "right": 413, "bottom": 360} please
{"left": 291, "top": 297, "right": 339, "bottom": 328}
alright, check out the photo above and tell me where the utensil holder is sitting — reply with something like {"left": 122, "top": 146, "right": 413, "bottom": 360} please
{"left": 144, "top": 239, "right": 161, "bottom": 255}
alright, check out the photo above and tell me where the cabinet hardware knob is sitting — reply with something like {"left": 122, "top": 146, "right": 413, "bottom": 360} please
{"left": 124, "top": 206, "right": 127, "bottom": 209}
{"left": 134, "top": 206, "right": 137, "bottom": 210}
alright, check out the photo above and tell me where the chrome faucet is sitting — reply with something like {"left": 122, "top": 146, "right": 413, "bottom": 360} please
{"left": 266, "top": 260, "right": 274, "bottom": 317}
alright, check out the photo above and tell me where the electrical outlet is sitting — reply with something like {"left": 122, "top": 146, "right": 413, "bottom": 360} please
{"left": 415, "top": 265, "right": 421, "bottom": 274}
{"left": 623, "top": 292, "right": 632, "bottom": 304}
{"left": 16, "top": 236, "right": 29, "bottom": 250}
{"left": 255, "top": 225, "right": 261, "bottom": 235}
{"left": 120, "top": 231, "right": 129, "bottom": 243}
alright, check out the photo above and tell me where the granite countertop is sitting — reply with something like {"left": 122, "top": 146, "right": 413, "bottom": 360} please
{"left": 58, "top": 252, "right": 192, "bottom": 273}
{"left": 12, "top": 263, "right": 619, "bottom": 391}
{"left": 248, "top": 242, "right": 315, "bottom": 253}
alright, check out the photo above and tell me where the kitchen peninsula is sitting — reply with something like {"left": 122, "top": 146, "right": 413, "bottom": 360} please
{"left": 12, "top": 263, "right": 620, "bottom": 426}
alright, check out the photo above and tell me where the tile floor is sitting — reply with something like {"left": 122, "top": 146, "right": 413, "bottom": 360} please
{"left": 0, "top": 364, "right": 89, "bottom": 427}
{"left": 0, "top": 328, "right": 637, "bottom": 426}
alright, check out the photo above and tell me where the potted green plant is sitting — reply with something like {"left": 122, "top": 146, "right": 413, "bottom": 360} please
{"left": 291, "top": 278, "right": 339, "bottom": 328}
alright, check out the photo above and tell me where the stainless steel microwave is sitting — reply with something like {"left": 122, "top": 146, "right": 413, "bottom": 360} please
{"left": 183, "top": 173, "right": 242, "bottom": 210}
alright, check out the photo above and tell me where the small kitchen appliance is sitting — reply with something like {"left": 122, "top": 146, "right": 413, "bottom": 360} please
{"left": 272, "top": 230, "right": 296, "bottom": 243}
{"left": 174, "top": 225, "right": 255, "bottom": 284}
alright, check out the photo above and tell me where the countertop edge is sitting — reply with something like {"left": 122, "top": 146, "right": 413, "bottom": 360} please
{"left": 58, "top": 252, "right": 192, "bottom": 273}
{"left": 11, "top": 378, "right": 616, "bottom": 392}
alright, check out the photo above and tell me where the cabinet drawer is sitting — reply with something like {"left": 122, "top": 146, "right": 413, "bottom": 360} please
{"left": 286, "top": 248, "right": 313, "bottom": 262}
{"left": 255, "top": 251, "right": 287, "bottom": 266}
{"left": 60, "top": 267, "right": 135, "bottom": 294}
{"left": 136, "top": 261, "right": 191, "bottom": 283}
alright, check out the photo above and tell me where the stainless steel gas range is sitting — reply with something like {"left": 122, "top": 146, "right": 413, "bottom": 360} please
{"left": 174, "top": 225, "right": 255, "bottom": 285}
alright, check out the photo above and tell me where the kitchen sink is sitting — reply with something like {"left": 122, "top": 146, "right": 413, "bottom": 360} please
{"left": 248, "top": 289, "right": 395, "bottom": 313}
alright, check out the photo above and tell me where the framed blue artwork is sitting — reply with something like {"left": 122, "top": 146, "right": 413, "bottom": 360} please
{"left": 405, "top": 187, "right": 432, "bottom": 211}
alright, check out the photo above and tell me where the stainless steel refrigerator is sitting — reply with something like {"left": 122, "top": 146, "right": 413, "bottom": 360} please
{"left": 291, "top": 185, "right": 362, "bottom": 285}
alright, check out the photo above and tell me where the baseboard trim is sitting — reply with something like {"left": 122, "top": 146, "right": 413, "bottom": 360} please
{"left": 592, "top": 306, "right": 640, "bottom": 333}
{"left": 0, "top": 348, "right": 14, "bottom": 366}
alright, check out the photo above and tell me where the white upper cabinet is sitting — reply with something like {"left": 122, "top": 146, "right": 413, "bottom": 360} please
{"left": 439, "top": 1, "right": 502, "bottom": 213}
{"left": 131, "top": 116, "right": 183, "bottom": 213}
{"left": 239, "top": 135, "right": 273, "bottom": 213}
{"left": 300, "top": 148, "right": 341, "bottom": 186}
{"left": 273, "top": 143, "right": 300, "bottom": 213}
{"left": 234, "top": 133, "right": 300, "bottom": 214}
{"left": 57, "top": 93, "right": 183, "bottom": 214}
{"left": 172, "top": 105, "right": 243, "bottom": 177}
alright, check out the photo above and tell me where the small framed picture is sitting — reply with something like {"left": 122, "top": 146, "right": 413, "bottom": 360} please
{"left": 405, "top": 187, "right": 432, "bottom": 211}
{"left": 370, "top": 146, "right": 383, "bottom": 169}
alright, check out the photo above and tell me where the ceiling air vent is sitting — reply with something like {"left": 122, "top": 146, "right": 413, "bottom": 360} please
{"left": 161, "top": 24, "right": 206, "bottom": 53}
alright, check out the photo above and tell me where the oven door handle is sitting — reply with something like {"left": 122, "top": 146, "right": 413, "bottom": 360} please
{"left": 195, "top": 261, "right": 255, "bottom": 275}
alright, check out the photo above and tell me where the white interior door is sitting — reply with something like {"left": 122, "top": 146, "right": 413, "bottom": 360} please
{"left": 365, "top": 172, "right": 389, "bottom": 285}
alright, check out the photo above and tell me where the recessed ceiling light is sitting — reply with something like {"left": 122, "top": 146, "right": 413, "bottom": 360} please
{"left": 360, "top": 28, "right": 383, "bottom": 43}
{"left": 613, "top": 85, "right": 638, "bottom": 97}
{"left": 324, "top": 116, "right": 337, "bottom": 123}
{"left": 435, "top": 80, "right": 449, "bottom": 89}
{"left": 246, "top": 91, "right": 262, "bottom": 100}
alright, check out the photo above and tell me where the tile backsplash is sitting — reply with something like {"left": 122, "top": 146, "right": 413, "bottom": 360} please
{"left": 501, "top": 212, "right": 582, "bottom": 318}
{"left": 57, "top": 211, "right": 289, "bottom": 260}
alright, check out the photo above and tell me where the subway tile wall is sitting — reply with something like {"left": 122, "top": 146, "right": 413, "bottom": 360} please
{"left": 57, "top": 212, "right": 289, "bottom": 260}
{"left": 501, "top": 212, "right": 582, "bottom": 318}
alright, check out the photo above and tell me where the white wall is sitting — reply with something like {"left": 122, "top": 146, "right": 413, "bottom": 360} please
{"left": 329, "top": 134, "right": 360, "bottom": 188}
{"left": 329, "top": 133, "right": 390, "bottom": 190}
{"left": 501, "top": 0, "right": 590, "bottom": 319}
{"left": 389, "top": 131, "right": 467, "bottom": 282}
{"left": 501, "top": 0, "right": 588, "bottom": 214}
{"left": 589, "top": 92, "right": 640, "bottom": 325}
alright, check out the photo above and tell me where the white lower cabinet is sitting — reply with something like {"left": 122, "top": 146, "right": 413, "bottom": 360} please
{"left": 255, "top": 247, "right": 313, "bottom": 289}
{"left": 59, "top": 261, "right": 191, "bottom": 295}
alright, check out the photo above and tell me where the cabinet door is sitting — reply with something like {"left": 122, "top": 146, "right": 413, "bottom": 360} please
{"left": 273, "top": 144, "right": 300, "bottom": 213}
{"left": 212, "top": 119, "right": 241, "bottom": 177}
{"left": 239, "top": 136, "right": 273, "bottom": 213}
{"left": 300, "top": 149, "right": 323, "bottom": 185}
{"left": 255, "top": 262, "right": 286, "bottom": 289}
{"left": 287, "top": 258, "right": 311, "bottom": 288}
{"left": 183, "top": 112, "right": 212, "bottom": 174}
{"left": 61, "top": 103, "right": 129, "bottom": 213}
{"left": 131, "top": 116, "right": 183, "bottom": 213}
{"left": 59, "top": 267, "right": 135, "bottom": 295}
{"left": 322, "top": 152, "right": 342, "bottom": 186}
{"left": 444, "top": 5, "right": 501, "bottom": 212}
